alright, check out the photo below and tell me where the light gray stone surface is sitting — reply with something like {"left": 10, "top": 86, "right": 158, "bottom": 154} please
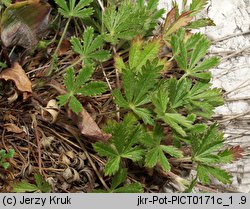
{"left": 159, "top": 0, "right": 250, "bottom": 192}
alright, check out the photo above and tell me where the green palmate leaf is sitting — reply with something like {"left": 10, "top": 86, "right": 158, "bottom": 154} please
{"left": 115, "top": 37, "right": 162, "bottom": 73}
{"left": 121, "top": 146, "right": 144, "bottom": 161}
{"left": 187, "top": 81, "right": 223, "bottom": 118}
{"left": 55, "top": 0, "right": 93, "bottom": 19}
{"left": 186, "top": 33, "right": 203, "bottom": 50}
{"left": 125, "top": 62, "right": 162, "bottom": 104}
{"left": 112, "top": 89, "right": 129, "bottom": 108}
{"left": 57, "top": 66, "right": 107, "bottom": 113}
{"left": 205, "top": 166, "right": 232, "bottom": 184}
{"left": 71, "top": 27, "right": 111, "bottom": 66}
{"left": 114, "top": 38, "right": 163, "bottom": 114}
{"left": 152, "top": 87, "right": 193, "bottom": 136}
{"left": 93, "top": 114, "right": 145, "bottom": 176}
{"left": 192, "top": 57, "right": 220, "bottom": 72}
{"left": 171, "top": 31, "right": 219, "bottom": 81}
{"left": 192, "top": 125, "right": 225, "bottom": 158}
{"left": 197, "top": 165, "right": 209, "bottom": 184}
{"left": 151, "top": 85, "right": 169, "bottom": 115}
{"left": 113, "top": 58, "right": 162, "bottom": 124}
{"left": 166, "top": 78, "right": 190, "bottom": 109}
{"left": 188, "top": 124, "right": 207, "bottom": 134}
{"left": 102, "top": 0, "right": 164, "bottom": 44}
{"left": 1, "top": 1, "right": 51, "bottom": 48}
{"left": 175, "top": 40, "right": 188, "bottom": 70}
{"left": 217, "top": 149, "right": 233, "bottom": 163}
{"left": 102, "top": 3, "right": 145, "bottom": 44}
{"left": 186, "top": 18, "right": 215, "bottom": 29}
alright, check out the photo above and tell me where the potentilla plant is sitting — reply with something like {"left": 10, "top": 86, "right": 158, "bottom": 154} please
{"left": 55, "top": 0, "right": 234, "bottom": 192}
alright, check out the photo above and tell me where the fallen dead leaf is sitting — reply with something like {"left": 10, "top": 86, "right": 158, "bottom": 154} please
{"left": 3, "top": 113, "right": 18, "bottom": 122}
{"left": 67, "top": 108, "right": 111, "bottom": 142}
{"left": 41, "top": 99, "right": 59, "bottom": 123}
{"left": 4, "top": 123, "right": 24, "bottom": 134}
{"left": 0, "top": 62, "right": 32, "bottom": 94}
{"left": 58, "top": 39, "right": 71, "bottom": 56}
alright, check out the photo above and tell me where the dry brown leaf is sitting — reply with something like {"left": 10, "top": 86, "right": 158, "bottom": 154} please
{"left": 230, "top": 145, "right": 244, "bottom": 160}
{"left": 163, "top": 7, "right": 177, "bottom": 31}
{"left": 0, "top": 62, "right": 32, "bottom": 93}
{"left": 67, "top": 108, "right": 111, "bottom": 142}
{"left": 4, "top": 123, "right": 24, "bottom": 134}
{"left": 3, "top": 113, "right": 18, "bottom": 122}
{"left": 41, "top": 99, "right": 59, "bottom": 123}
{"left": 165, "top": 11, "right": 193, "bottom": 37}
{"left": 58, "top": 39, "right": 71, "bottom": 56}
